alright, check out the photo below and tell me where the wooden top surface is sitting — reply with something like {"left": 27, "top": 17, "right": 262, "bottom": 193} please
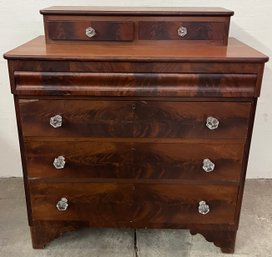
{"left": 4, "top": 36, "right": 268, "bottom": 63}
{"left": 40, "top": 6, "right": 234, "bottom": 16}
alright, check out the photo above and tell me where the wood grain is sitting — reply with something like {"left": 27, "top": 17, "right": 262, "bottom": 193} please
{"left": 25, "top": 140, "right": 244, "bottom": 181}
{"left": 14, "top": 71, "right": 257, "bottom": 97}
{"left": 3, "top": 36, "right": 269, "bottom": 63}
{"left": 48, "top": 21, "right": 134, "bottom": 41}
{"left": 19, "top": 100, "right": 251, "bottom": 139}
{"left": 139, "top": 21, "right": 225, "bottom": 41}
{"left": 43, "top": 15, "right": 230, "bottom": 44}
{"left": 30, "top": 181, "right": 238, "bottom": 225}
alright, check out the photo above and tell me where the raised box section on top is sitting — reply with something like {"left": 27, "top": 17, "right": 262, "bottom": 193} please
{"left": 40, "top": 6, "right": 234, "bottom": 45}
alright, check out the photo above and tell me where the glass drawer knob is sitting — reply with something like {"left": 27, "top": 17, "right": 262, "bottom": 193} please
{"left": 202, "top": 159, "right": 215, "bottom": 172}
{"left": 53, "top": 156, "right": 65, "bottom": 169}
{"left": 177, "top": 26, "right": 187, "bottom": 37}
{"left": 206, "top": 116, "right": 219, "bottom": 130}
{"left": 86, "top": 27, "right": 96, "bottom": 38}
{"left": 50, "top": 115, "right": 62, "bottom": 128}
{"left": 198, "top": 201, "right": 210, "bottom": 215}
{"left": 56, "top": 197, "right": 68, "bottom": 211}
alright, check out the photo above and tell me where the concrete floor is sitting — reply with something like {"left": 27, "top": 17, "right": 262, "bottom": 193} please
{"left": 0, "top": 178, "right": 272, "bottom": 257}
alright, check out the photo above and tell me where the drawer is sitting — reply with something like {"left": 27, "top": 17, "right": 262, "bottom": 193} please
{"left": 30, "top": 182, "right": 238, "bottom": 226}
{"left": 19, "top": 100, "right": 251, "bottom": 139}
{"left": 25, "top": 141, "right": 244, "bottom": 182}
{"left": 139, "top": 21, "right": 226, "bottom": 41}
{"left": 14, "top": 72, "right": 257, "bottom": 97}
{"left": 47, "top": 21, "right": 134, "bottom": 41}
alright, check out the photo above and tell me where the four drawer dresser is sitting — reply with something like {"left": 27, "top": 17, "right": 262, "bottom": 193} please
{"left": 4, "top": 6, "right": 268, "bottom": 253}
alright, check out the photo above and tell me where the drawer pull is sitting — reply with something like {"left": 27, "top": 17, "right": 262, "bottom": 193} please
{"left": 56, "top": 197, "right": 68, "bottom": 211}
{"left": 206, "top": 116, "right": 219, "bottom": 130}
{"left": 177, "top": 26, "right": 187, "bottom": 37}
{"left": 202, "top": 159, "right": 215, "bottom": 172}
{"left": 53, "top": 156, "right": 66, "bottom": 169}
{"left": 50, "top": 115, "right": 62, "bottom": 128}
{"left": 198, "top": 201, "right": 210, "bottom": 215}
{"left": 86, "top": 27, "right": 96, "bottom": 38}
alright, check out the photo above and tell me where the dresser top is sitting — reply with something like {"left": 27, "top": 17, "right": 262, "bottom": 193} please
{"left": 40, "top": 6, "right": 234, "bottom": 16}
{"left": 4, "top": 36, "right": 268, "bottom": 63}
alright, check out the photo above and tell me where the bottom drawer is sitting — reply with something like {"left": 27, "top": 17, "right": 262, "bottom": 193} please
{"left": 30, "top": 182, "right": 238, "bottom": 227}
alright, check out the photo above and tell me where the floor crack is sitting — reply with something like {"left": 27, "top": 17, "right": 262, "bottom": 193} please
{"left": 134, "top": 229, "right": 139, "bottom": 257}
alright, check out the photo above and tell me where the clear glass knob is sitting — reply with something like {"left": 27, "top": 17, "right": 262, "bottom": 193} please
{"left": 86, "top": 27, "right": 96, "bottom": 38}
{"left": 206, "top": 116, "right": 219, "bottom": 130}
{"left": 177, "top": 26, "right": 187, "bottom": 37}
{"left": 56, "top": 197, "right": 68, "bottom": 211}
{"left": 198, "top": 201, "right": 210, "bottom": 215}
{"left": 53, "top": 156, "right": 65, "bottom": 169}
{"left": 202, "top": 159, "right": 215, "bottom": 172}
{"left": 50, "top": 115, "right": 62, "bottom": 128}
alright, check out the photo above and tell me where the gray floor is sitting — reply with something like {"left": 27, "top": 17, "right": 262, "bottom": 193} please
{"left": 0, "top": 178, "right": 272, "bottom": 257}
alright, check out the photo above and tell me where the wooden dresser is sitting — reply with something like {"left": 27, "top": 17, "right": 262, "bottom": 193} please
{"left": 4, "top": 7, "right": 268, "bottom": 253}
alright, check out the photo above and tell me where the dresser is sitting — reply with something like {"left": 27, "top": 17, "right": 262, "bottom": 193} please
{"left": 4, "top": 7, "right": 268, "bottom": 253}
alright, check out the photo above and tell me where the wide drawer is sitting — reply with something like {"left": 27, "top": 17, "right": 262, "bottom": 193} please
{"left": 19, "top": 100, "right": 251, "bottom": 139}
{"left": 138, "top": 21, "right": 226, "bottom": 41}
{"left": 47, "top": 21, "right": 134, "bottom": 41}
{"left": 30, "top": 182, "right": 238, "bottom": 226}
{"left": 25, "top": 140, "right": 244, "bottom": 182}
{"left": 41, "top": 7, "right": 233, "bottom": 45}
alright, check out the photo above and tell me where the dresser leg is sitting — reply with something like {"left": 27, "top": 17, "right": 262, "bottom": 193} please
{"left": 190, "top": 229, "right": 237, "bottom": 253}
{"left": 30, "top": 221, "right": 86, "bottom": 249}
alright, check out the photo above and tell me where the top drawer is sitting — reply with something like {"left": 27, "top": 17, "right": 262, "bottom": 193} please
{"left": 47, "top": 21, "right": 134, "bottom": 42}
{"left": 138, "top": 21, "right": 226, "bottom": 41}
{"left": 41, "top": 7, "right": 233, "bottom": 44}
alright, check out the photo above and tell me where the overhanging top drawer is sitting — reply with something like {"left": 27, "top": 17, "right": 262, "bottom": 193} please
{"left": 14, "top": 71, "right": 257, "bottom": 97}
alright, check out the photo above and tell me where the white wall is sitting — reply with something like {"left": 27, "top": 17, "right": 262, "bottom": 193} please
{"left": 0, "top": 0, "right": 271, "bottom": 178}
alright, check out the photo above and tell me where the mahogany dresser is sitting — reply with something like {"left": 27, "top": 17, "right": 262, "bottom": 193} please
{"left": 4, "top": 6, "right": 268, "bottom": 253}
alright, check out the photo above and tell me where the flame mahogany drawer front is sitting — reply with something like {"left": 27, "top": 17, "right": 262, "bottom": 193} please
{"left": 138, "top": 21, "right": 227, "bottom": 41}
{"left": 25, "top": 140, "right": 244, "bottom": 181}
{"left": 29, "top": 182, "right": 238, "bottom": 225}
{"left": 45, "top": 19, "right": 229, "bottom": 44}
{"left": 47, "top": 21, "right": 134, "bottom": 41}
{"left": 4, "top": 6, "right": 268, "bottom": 254}
{"left": 18, "top": 100, "right": 251, "bottom": 139}
{"left": 13, "top": 72, "right": 257, "bottom": 97}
